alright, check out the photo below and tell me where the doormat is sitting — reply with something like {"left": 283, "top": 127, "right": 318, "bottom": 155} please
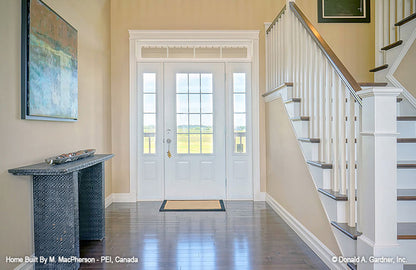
{"left": 159, "top": 200, "right": 225, "bottom": 212}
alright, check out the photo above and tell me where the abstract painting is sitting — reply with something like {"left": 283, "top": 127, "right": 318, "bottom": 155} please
{"left": 318, "top": 0, "right": 370, "bottom": 23}
{"left": 21, "top": 0, "right": 78, "bottom": 121}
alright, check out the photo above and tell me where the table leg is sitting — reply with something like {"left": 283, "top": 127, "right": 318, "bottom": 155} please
{"left": 33, "top": 172, "right": 80, "bottom": 269}
{"left": 78, "top": 162, "right": 105, "bottom": 240}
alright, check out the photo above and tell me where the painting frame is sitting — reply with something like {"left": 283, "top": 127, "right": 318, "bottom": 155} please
{"left": 318, "top": 0, "right": 371, "bottom": 23}
{"left": 21, "top": 0, "right": 78, "bottom": 121}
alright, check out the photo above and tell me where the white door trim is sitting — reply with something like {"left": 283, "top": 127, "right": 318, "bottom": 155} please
{"left": 129, "top": 30, "right": 261, "bottom": 201}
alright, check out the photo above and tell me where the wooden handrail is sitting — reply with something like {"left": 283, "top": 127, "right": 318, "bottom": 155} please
{"left": 266, "top": 4, "right": 286, "bottom": 34}
{"left": 289, "top": 2, "right": 362, "bottom": 104}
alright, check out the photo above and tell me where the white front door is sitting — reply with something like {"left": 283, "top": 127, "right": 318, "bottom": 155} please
{"left": 164, "top": 63, "right": 226, "bottom": 199}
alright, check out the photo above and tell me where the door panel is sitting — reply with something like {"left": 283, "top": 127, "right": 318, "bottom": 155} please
{"left": 164, "top": 63, "right": 226, "bottom": 199}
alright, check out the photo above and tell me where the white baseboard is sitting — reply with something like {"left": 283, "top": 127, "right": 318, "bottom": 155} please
{"left": 254, "top": 191, "right": 266, "bottom": 201}
{"left": 14, "top": 255, "right": 35, "bottom": 270}
{"left": 105, "top": 194, "right": 114, "bottom": 208}
{"left": 105, "top": 193, "right": 136, "bottom": 207}
{"left": 265, "top": 193, "right": 348, "bottom": 270}
{"left": 112, "top": 192, "right": 136, "bottom": 203}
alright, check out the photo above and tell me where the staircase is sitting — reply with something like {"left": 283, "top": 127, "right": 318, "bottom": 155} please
{"left": 373, "top": 0, "right": 416, "bottom": 107}
{"left": 264, "top": 2, "right": 416, "bottom": 269}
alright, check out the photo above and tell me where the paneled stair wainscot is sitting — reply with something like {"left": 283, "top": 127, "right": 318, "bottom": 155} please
{"left": 264, "top": 1, "right": 416, "bottom": 270}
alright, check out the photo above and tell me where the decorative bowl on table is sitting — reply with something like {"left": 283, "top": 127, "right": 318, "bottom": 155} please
{"left": 45, "top": 149, "right": 96, "bottom": 165}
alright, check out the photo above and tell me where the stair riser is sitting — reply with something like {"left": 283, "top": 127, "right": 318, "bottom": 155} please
{"left": 398, "top": 240, "right": 416, "bottom": 264}
{"left": 292, "top": 120, "right": 309, "bottom": 138}
{"left": 285, "top": 102, "right": 300, "bottom": 118}
{"left": 398, "top": 143, "right": 416, "bottom": 160}
{"left": 400, "top": 19, "right": 416, "bottom": 43}
{"left": 299, "top": 141, "right": 319, "bottom": 161}
{"left": 332, "top": 227, "right": 357, "bottom": 258}
{"left": 279, "top": 86, "right": 293, "bottom": 101}
{"left": 320, "top": 194, "right": 357, "bottom": 223}
{"left": 398, "top": 201, "right": 416, "bottom": 222}
{"left": 397, "top": 121, "right": 416, "bottom": 138}
{"left": 308, "top": 165, "right": 331, "bottom": 189}
{"left": 398, "top": 169, "right": 416, "bottom": 189}
{"left": 398, "top": 99, "right": 416, "bottom": 117}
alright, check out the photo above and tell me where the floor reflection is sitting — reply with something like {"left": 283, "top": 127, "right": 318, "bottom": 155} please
{"left": 176, "top": 234, "right": 216, "bottom": 270}
{"left": 233, "top": 236, "right": 249, "bottom": 270}
{"left": 142, "top": 235, "right": 159, "bottom": 269}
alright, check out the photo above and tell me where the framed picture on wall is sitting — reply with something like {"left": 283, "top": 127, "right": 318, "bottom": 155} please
{"left": 318, "top": 0, "right": 371, "bottom": 23}
{"left": 21, "top": 0, "right": 78, "bottom": 121}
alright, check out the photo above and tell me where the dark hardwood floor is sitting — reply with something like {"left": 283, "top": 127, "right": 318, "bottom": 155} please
{"left": 80, "top": 201, "right": 329, "bottom": 269}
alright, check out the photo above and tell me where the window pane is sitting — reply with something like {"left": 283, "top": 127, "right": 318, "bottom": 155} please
{"left": 144, "top": 114, "right": 156, "bottom": 133}
{"left": 190, "top": 134, "right": 201, "bottom": 154}
{"left": 177, "top": 114, "right": 188, "bottom": 133}
{"left": 233, "top": 94, "right": 246, "bottom": 113}
{"left": 234, "top": 133, "right": 246, "bottom": 153}
{"left": 234, "top": 113, "right": 246, "bottom": 133}
{"left": 233, "top": 73, "right": 246, "bottom": 92}
{"left": 189, "top": 114, "right": 200, "bottom": 133}
{"left": 202, "top": 134, "right": 213, "bottom": 154}
{"left": 177, "top": 134, "right": 189, "bottom": 154}
{"left": 143, "top": 73, "right": 156, "bottom": 93}
{"left": 189, "top": 74, "right": 200, "bottom": 93}
{"left": 189, "top": 94, "right": 201, "bottom": 113}
{"left": 143, "top": 94, "right": 156, "bottom": 113}
{"left": 176, "top": 94, "right": 188, "bottom": 113}
{"left": 201, "top": 73, "right": 212, "bottom": 93}
{"left": 201, "top": 94, "right": 212, "bottom": 113}
{"left": 176, "top": 74, "right": 188, "bottom": 93}
{"left": 201, "top": 114, "right": 213, "bottom": 133}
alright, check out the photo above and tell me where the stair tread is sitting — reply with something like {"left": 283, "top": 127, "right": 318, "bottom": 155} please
{"left": 395, "top": 12, "right": 416, "bottom": 26}
{"left": 398, "top": 189, "right": 416, "bottom": 200}
{"left": 331, "top": 221, "right": 362, "bottom": 240}
{"left": 381, "top": 40, "right": 403, "bottom": 51}
{"left": 398, "top": 161, "right": 416, "bottom": 168}
{"left": 397, "top": 116, "right": 416, "bottom": 121}
{"left": 398, "top": 223, "right": 416, "bottom": 239}
{"left": 290, "top": 116, "right": 309, "bottom": 121}
{"left": 318, "top": 188, "right": 349, "bottom": 201}
{"left": 347, "top": 262, "right": 357, "bottom": 270}
{"left": 306, "top": 160, "right": 332, "bottom": 169}
{"left": 359, "top": 82, "right": 388, "bottom": 87}
{"left": 369, "top": 64, "right": 389, "bottom": 72}
{"left": 397, "top": 138, "right": 416, "bottom": 143}
{"left": 318, "top": 188, "right": 415, "bottom": 201}
{"left": 284, "top": 97, "right": 301, "bottom": 103}
{"left": 298, "top": 137, "right": 320, "bottom": 143}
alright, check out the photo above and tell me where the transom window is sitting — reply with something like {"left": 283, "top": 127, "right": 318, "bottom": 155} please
{"left": 176, "top": 73, "right": 213, "bottom": 154}
{"left": 143, "top": 73, "right": 156, "bottom": 154}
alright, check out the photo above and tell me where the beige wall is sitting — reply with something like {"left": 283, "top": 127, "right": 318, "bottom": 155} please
{"left": 265, "top": 97, "right": 341, "bottom": 255}
{"left": 110, "top": 0, "right": 286, "bottom": 193}
{"left": 0, "top": 0, "right": 111, "bottom": 269}
{"left": 295, "top": 0, "right": 375, "bottom": 83}
{"left": 395, "top": 40, "right": 416, "bottom": 98}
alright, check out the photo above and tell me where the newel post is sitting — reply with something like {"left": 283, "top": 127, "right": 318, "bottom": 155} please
{"left": 357, "top": 87, "right": 402, "bottom": 270}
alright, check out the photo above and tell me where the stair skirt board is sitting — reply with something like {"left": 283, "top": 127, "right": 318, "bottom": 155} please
{"left": 265, "top": 194, "right": 348, "bottom": 270}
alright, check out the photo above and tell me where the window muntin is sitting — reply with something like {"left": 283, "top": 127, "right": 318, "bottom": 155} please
{"left": 143, "top": 73, "right": 156, "bottom": 154}
{"left": 176, "top": 73, "right": 213, "bottom": 154}
{"left": 233, "top": 73, "right": 247, "bottom": 153}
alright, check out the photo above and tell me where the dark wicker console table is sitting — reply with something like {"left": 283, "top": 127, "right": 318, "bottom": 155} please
{"left": 9, "top": 154, "right": 114, "bottom": 270}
